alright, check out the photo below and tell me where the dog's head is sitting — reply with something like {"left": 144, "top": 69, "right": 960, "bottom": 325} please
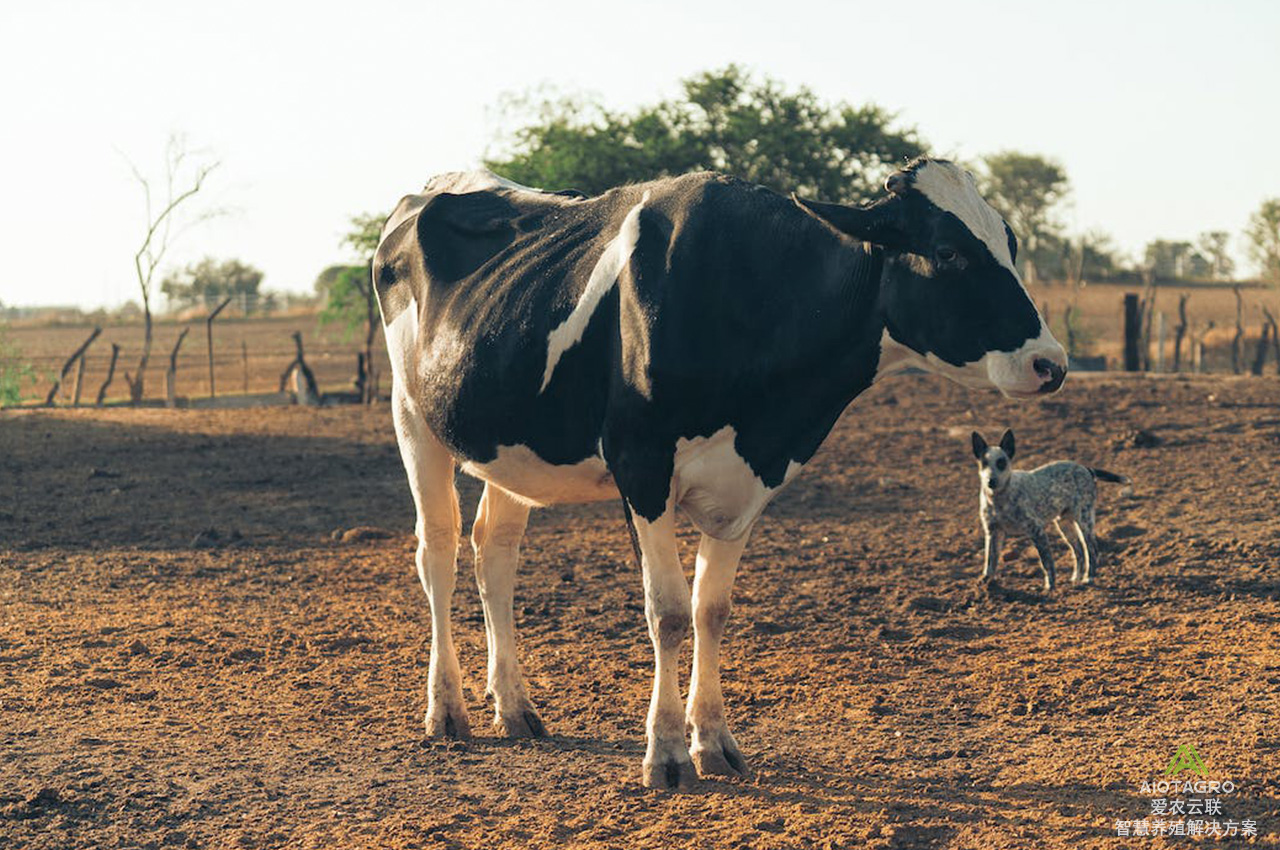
{"left": 971, "top": 429, "right": 1016, "bottom": 494}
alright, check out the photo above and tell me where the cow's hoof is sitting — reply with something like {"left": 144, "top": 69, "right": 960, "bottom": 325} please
{"left": 642, "top": 756, "right": 698, "bottom": 791}
{"left": 692, "top": 740, "right": 751, "bottom": 779}
{"left": 425, "top": 709, "right": 472, "bottom": 740}
{"left": 496, "top": 708, "right": 546, "bottom": 738}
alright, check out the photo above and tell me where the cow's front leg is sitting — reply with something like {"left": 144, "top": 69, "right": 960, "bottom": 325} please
{"left": 471, "top": 483, "right": 544, "bottom": 737}
{"left": 627, "top": 502, "right": 696, "bottom": 790}
{"left": 687, "top": 531, "right": 751, "bottom": 779}
{"left": 393, "top": 390, "right": 469, "bottom": 738}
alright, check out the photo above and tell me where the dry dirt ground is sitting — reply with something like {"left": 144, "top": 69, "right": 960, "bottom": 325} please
{"left": 2, "top": 374, "right": 1278, "bottom": 849}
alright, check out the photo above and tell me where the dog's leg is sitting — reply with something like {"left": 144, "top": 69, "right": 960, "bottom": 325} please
{"left": 1056, "top": 519, "right": 1086, "bottom": 582}
{"left": 1076, "top": 505, "right": 1099, "bottom": 583}
{"left": 1029, "top": 528, "right": 1056, "bottom": 591}
{"left": 982, "top": 525, "right": 1002, "bottom": 581}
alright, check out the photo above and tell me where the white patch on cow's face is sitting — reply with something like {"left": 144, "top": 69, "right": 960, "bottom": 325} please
{"left": 539, "top": 192, "right": 648, "bottom": 393}
{"left": 383, "top": 296, "right": 419, "bottom": 385}
{"left": 876, "top": 324, "right": 1067, "bottom": 398}
{"left": 459, "top": 444, "right": 618, "bottom": 506}
{"left": 910, "top": 161, "right": 1017, "bottom": 276}
{"left": 673, "top": 425, "right": 802, "bottom": 541}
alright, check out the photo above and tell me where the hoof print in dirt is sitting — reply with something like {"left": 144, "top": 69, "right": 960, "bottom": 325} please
{"left": 1114, "top": 428, "right": 1162, "bottom": 449}
{"left": 191, "top": 527, "right": 242, "bottom": 549}
{"left": 333, "top": 526, "right": 396, "bottom": 544}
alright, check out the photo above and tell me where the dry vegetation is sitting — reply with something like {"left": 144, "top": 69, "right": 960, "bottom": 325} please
{"left": 7, "top": 315, "right": 393, "bottom": 404}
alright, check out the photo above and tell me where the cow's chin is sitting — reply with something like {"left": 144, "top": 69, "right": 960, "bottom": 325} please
{"left": 915, "top": 351, "right": 1060, "bottom": 398}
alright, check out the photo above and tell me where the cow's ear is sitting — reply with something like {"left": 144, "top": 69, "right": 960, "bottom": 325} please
{"left": 999, "top": 429, "right": 1016, "bottom": 460}
{"left": 792, "top": 195, "right": 908, "bottom": 249}
{"left": 971, "top": 432, "right": 988, "bottom": 459}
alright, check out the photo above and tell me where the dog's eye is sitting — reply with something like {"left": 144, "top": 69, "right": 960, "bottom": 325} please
{"left": 936, "top": 246, "right": 959, "bottom": 265}
{"left": 996, "top": 458, "right": 1007, "bottom": 471}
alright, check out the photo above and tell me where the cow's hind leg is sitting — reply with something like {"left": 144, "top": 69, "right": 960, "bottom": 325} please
{"left": 392, "top": 393, "right": 469, "bottom": 738}
{"left": 471, "top": 483, "right": 544, "bottom": 737}
{"left": 625, "top": 502, "right": 696, "bottom": 790}
{"left": 687, "top": 531, "right": 751, "bottom": 779}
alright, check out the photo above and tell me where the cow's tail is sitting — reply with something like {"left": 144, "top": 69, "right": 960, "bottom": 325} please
{"left": 1088, "top": 467, "right": 1130, "bottom": 485}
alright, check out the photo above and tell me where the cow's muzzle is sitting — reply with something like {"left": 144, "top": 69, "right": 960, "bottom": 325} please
{"left": 1034, "top": 357, "right": 1067, "bottom": 394}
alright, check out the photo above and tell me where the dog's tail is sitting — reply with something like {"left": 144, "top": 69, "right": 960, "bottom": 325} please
{"left": 1089, "top": 467, "right": 1130, "bottom": 485}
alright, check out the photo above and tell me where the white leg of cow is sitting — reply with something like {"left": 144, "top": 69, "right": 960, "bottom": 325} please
{"left": 392, "top": 390, "right": 469, "bottom": 738}
{"left": 687, "top": 530, "right": 751, "bottom": 778}
{"left": 628, "top": 504, "right": 696, "bottom": 790}
{"left": 471, "top": 483, "right": 544, "bottom": 737}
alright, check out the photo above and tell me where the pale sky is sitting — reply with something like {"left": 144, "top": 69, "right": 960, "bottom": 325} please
{"left": 1, "top": 0, "right": 1276, "bottom": 309}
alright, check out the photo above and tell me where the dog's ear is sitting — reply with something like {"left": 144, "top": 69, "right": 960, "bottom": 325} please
{"left": 999, "top": 429, "right": 1016, "bottom": 460}
{"left": 971, "top": 432, "right": 988, "bottom": 459}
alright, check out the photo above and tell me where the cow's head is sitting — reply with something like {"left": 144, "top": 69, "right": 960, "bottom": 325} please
{"left": 796, "top": 157, "right": 1067, "bottom": 397}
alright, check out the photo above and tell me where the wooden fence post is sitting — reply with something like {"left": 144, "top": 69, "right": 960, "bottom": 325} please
{"left": 1156, "top": 311, "right": 1166, "bottom": 373}
{"left": 1251, "top": 321, "right": 1271, "bottom": 375}
{"left": 1172, "top": 294, "right": 1189, "bottom": 372}
{"left": 206, "top": 296, "right": 233, "bottom": 398}
{"left": 44, "top": 326, "right": 102, "bottom": 406}
{"left": 71, "top": 350, "right": 87, "bottom": 406}
{"left": 1123, "top": 294, "right": 1141, "bottom": 372}
{"left": 165, "top": 327, "right": 190, "bottom": 408}
{"left": 96, "top": 343, "right": 121, "bottom": 406}
{"left": 1231, "top": 286, "right": 1244, "bottom": 374}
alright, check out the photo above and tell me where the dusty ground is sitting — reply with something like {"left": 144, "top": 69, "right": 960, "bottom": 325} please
{"left": 2, "top": 374, "right": 1278, "bottom": 849}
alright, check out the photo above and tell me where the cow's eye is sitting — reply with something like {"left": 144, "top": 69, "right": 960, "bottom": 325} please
{"left": 936, "top": 246, "right": 959, "bottom": 265}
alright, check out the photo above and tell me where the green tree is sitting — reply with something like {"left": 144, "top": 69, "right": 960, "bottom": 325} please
{"left": 161, "top": 256, "right": 264, "bottom": 310}
{"left": 1245, "top": 198, "right": 1280, "bottom": 285}
{"left": 1197, "top": 231, "right": 1235, "bottom": 281}
{"left": 486, "top": 65, "right": 924, "bottom": 204}
{"left": 977, "top": 151, "right": 1070, "bottom": 284}
{"left": 1144, "top": 239, "right": 1210, "bottom": 280}
{"left": 319, "top": 213, "right": 385, "bottom": 402}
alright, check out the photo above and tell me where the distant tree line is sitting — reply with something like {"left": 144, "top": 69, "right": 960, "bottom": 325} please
{"left": 161, "top": 256, "right": 264, "bottom": 309}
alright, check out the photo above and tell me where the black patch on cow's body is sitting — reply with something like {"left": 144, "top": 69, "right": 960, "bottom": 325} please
{"left": 375, "top": 166, "right": 1042, "bottom": 527}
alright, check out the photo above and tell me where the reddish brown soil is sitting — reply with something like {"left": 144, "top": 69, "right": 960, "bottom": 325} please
{"left": 2, "top": 374, "right": 1278, "bottom": 849}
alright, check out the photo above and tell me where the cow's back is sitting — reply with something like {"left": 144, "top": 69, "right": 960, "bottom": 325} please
{"left": 374, "top": 172, "right": 656, "bottom": 471}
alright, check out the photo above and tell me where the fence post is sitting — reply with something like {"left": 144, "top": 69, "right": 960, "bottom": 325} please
{"left": 165, "top": 327, "right": 190, "bottom": 408}
{"left": 206, "top": 296, "right": 233, "bottom": 398}
{"left": 1156, "top": 311, "right": 1166, "bottom": 373}
{"left": 1123, "top": 294, "right": 1141, "bottom": 372}
{"left": 43, "top": 326, "right": 102, "bottom": 406}
{"left": 72, "top": 351, "right": 87, "bottom": 406}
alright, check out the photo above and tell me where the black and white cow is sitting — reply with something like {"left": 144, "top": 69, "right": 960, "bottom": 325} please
{"left": 373, "top": 158, "right": 1066, "bottom": 789}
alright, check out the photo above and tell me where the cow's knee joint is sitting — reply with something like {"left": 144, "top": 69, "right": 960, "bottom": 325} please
{"left": 652, "top": 610, "right": 690, "bottom": 649}
{"left": 695, "top": 601, "right": 731, "bottom": 636}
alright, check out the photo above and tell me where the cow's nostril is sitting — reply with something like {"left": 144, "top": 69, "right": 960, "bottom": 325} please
{"left": 1034, "top": 358, "right": 1067, "bottom": 393}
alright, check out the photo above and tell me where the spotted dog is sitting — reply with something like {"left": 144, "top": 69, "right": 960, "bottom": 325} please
{"left": 971, "top": 430, "right": 1128, "bottom": 590}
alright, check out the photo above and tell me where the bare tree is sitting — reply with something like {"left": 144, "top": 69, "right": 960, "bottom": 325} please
{"left": 120, "top": 136, "right": 221, "bottom": 404}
